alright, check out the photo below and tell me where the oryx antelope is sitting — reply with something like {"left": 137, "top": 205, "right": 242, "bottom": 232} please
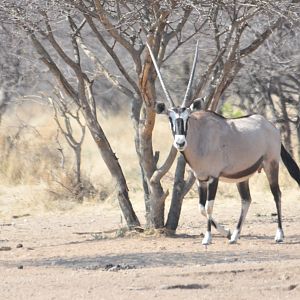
{"left": 147, "top": 42, "right": 300, "bottom": 245}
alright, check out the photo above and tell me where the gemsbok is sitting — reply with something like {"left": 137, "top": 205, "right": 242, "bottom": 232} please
{"left": 147, "top": 42, "right": 300, "bottom": 245}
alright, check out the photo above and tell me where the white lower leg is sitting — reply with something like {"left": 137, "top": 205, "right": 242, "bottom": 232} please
{"left": 275, "top": 228, "right": 284, "bottom": 243}
{"left": 202, "top": 231, "right": 212, "bottom": 245}
{"left": 202, "top": 200, "right": 214, "bottom": 245}
{"left": 229, "top": 229, "right": 240, "bottom": 244}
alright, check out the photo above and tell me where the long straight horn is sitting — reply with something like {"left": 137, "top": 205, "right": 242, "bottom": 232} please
{"left": 146, "top": 42, "right": 175, "bottom": 107}
{"left": 182, "top": 40, "right": 199, "bottom": 107}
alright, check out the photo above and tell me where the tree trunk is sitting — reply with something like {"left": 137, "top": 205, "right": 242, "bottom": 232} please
{"left": 297, "top": 122, "right": 300, "bottom": 162}
{"left": 282, "top": 121, "right": 293, "bottom": 156}
{"left": 166, "top": 155, "right": 196, "bottom": 232}
{"left": 165, "top": 155, "right": 186, "bottom": 231}
{"left": 75, "top": 147, "right": 81, "bottom": 186}
{"left": 73, "top": 146, "right": 84, "bottom": 201}
{"left": 278, "top": 86, "right": 294, "bottom": 156}
{"left": 141, "top": 167, "right": 151, "bottom": 227}
{"left": 130, "top": 100, "right": 152, "bottom": 227}
{"left": 139, "top": 109, "right": 168, "bottom": 228}
{"left": 138, "top": 40, "right": 169, "bottom": 229}
{"left": 82, "top": 105, "right": 140, "bottom": 228}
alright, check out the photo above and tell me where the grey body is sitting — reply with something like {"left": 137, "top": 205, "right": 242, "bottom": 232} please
{"left": 184, "top": 110, "right": 280, "bottom": 183}
{"left": 168, "top": 106, "right": 299, "bottom": 245}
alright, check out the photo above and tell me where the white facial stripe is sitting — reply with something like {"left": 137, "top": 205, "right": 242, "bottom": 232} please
{"left": 180, "top": 110, "right": 189, "bottom": 132}
{"left": 168, "top": 110, "right": 177, "bottom": 131}
{"left": 168, "top": 109, "right": 189, "bottom": 133}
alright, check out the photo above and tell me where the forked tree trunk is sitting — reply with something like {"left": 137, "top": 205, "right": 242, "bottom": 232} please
{"left": 139, "top": 111, "right": 167, "bottom": 228}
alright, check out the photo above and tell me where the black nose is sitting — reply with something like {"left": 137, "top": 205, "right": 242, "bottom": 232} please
{"left": 177, "top": 141, "right": 185, "bottom": 148}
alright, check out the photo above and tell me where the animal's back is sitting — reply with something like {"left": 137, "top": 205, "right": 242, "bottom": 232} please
{"left": 225, "top": 114, "right": 281, "bottom": 160}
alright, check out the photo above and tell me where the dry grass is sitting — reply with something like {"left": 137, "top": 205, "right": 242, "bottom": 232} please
{"left": 0, "top": 101, "right": 298, "bottom": 219}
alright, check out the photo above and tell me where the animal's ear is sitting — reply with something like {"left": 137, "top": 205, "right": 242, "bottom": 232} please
{"left": 155, "top": 102, "right": 167, "bottom": 114}
{"left": 190, "top": 98, "right": 205, "bottom": 111}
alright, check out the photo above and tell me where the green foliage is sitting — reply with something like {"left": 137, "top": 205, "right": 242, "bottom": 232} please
{"left": 221, "top": 102, "right": 244, "bottom": 118}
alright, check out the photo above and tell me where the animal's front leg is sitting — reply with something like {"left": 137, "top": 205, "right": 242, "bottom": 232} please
{"left": 198, "top": 181, "right": 207, "bottom": 218}
{"left": 202, "top": 178, "right": 219, "bottom": 245}
{"left": 198, "top": 180, "right": 230, "bottom": 239}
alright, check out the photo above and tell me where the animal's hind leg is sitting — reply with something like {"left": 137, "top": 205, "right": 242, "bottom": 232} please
{"left": 197, "top": 181, "right": 230, "bottom": 238}
{"left": 229, "top": 180, "right": 251, "bottom": 244}
{"left": 202, "top": 178, "right": 219, "bottom": 245}
{"left": 265, "top": 161, "right": 284, "bottom": 243}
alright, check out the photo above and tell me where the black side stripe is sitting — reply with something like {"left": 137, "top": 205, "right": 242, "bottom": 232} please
{"left": 221, "top": 156, "right": 263, "bottom": 179}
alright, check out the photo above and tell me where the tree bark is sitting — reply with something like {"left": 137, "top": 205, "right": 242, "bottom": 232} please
{"left": 166, "top": 155, "right": 195, "bottom": 231}
{"left": 279, "top": 96, "right": 293, "bottom": 156}
{"left": 139, "top": 37, "right": 169, "bottom": 228}
{"left": 166, "top": 155, "right": 186, "bottom": 231}
{"left": 81, "top": 100, "right": 140, "bottom": 229}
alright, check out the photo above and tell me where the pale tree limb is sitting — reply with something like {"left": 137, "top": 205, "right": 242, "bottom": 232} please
{"left": 150, "top": 146, "right": 177, "bottom": 184}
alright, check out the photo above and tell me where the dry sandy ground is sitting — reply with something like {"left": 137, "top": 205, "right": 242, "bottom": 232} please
{"left": 0, "top": 186, "right": 300, "bottom": 300}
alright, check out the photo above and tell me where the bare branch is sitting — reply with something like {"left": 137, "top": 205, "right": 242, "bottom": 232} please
{"left": 240, "top": 18, "right": 283, "bottom": 58}
{"left": 29, "top": 31, "right": 79, "bottom": 102}
{"left": 150, "top": 147, "right": 177, "bottom": 184}
{"left": 93, "top": 0, "right": 142, "bottom": 70}
{"left": 84, "top": 13, "right": 141, "bottom": 97}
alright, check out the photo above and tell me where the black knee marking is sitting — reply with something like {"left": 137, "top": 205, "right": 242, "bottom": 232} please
{"left": 208, "top": 178, "right": 218, "bottom": 200}
{"left": 198, "top": 182, "right": 217, "bottom": 228}
{"left": 198, "top": 183, "right": 207, "bottom": 207}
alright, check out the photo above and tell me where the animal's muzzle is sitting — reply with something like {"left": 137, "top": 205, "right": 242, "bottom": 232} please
{"left": 174, "top": 135, "right": 187, "bottom": 150}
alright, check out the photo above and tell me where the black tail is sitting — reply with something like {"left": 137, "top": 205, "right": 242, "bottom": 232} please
{"left": 281, "top": 144, "right": 300, "bottom": 186}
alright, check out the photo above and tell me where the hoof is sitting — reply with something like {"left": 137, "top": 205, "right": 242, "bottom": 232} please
{"left": 202, "top": 232, "right": 212, "bottom": 245}
{"left": 275, "top": 239, "right": 284, "bottom": 244}
{"left": 229, "top": 229, "right": 240, "bottom": 244}
{"left": 274, "top": 228, "right": 284, "bottom": 243}
{"left": 229, "top": 239, "right": 237, "bottom": 245}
